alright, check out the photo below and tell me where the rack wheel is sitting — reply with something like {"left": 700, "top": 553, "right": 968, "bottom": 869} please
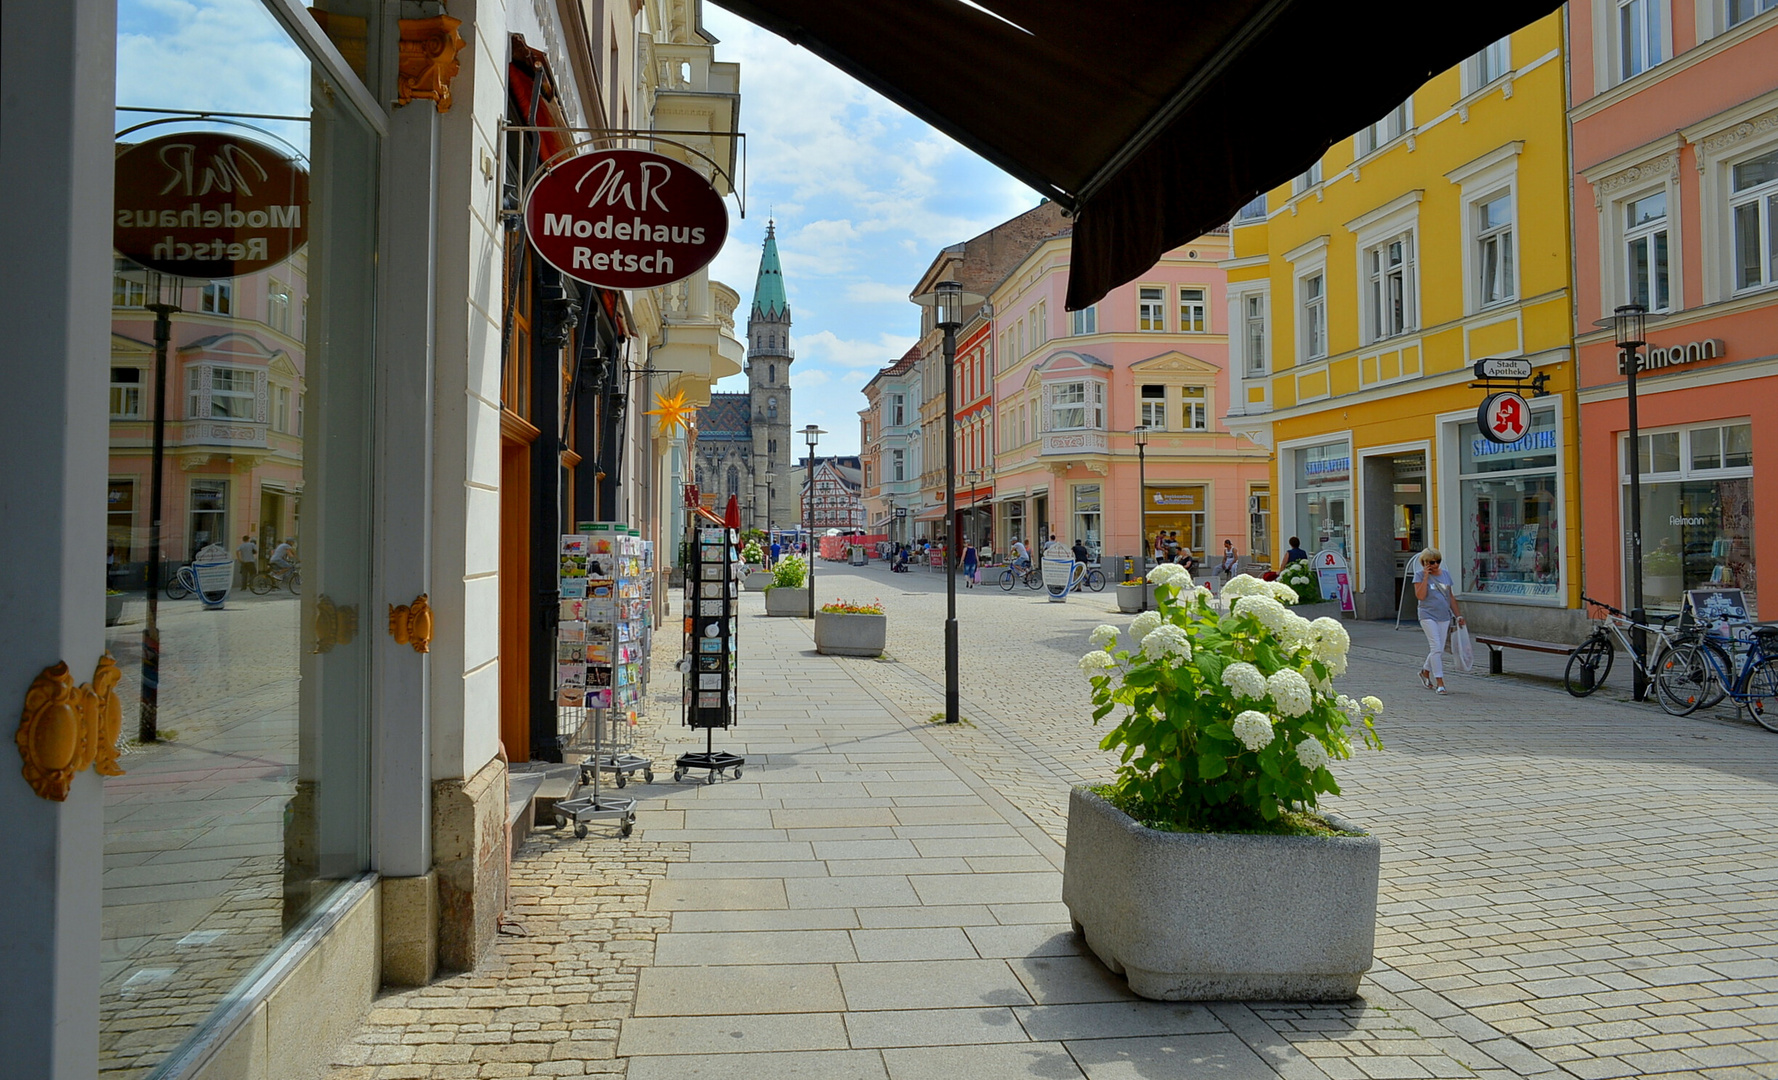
{"left": 704, "top": 771, "right": 718, "bottom": 785}
{"left": 643, "top": 769, "right": 655, "bottom": 784}
{"left": 574, "top": 822, "right": 588, "bottom": 839}
{"left": 733, "top": 767, "right": 743, "bottom": 778}
{"left": 553, "top": 814, "right": 567, "bottom": 830}
{"left": 615, "top": 771, "right": 627, "bottom": 788}
{"left": 672, "top": 768, "right": 684, "bottom": 782}
{"left": 620, "top": 819, "right": 633, "bottom": 838}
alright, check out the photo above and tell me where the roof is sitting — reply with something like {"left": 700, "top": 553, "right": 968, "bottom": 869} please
{"left": 696, "top": 393, "right": 751, "bottom": 439}
{"left": 750, "top": 221, "right": 789, "bottom": 321}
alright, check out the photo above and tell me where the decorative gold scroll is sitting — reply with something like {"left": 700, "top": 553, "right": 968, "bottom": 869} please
{"left": 396, "top": 15, "right": 466, "bottom": 113}
{"left": 313, "top": 595, "right": 359, "bottom": 654}
{"left": 16, "top": 654, "right": 127, "bottom": 801}
{"left": 388, "top": 594, "right": 434, "bottom": 654}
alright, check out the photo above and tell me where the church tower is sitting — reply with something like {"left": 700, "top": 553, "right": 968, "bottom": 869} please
{"left": 747, "top": 222, "right": 792, "bottom": 532}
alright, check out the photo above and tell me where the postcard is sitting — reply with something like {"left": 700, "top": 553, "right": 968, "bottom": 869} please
{"left": 556, "top": 664, "right": 585, "bottom": 688}
{"left": 559, "top": 599, "right": 585, "bottom": 621}
{"left": 698, "top": 638, "right": 722, "bottom": 653}
{"left": 697, "top": 656, "right": 721, "bottom": 672}
{"left": 556, "top": 686, "right": 585, "bottom": 707}
{"left": 557, "top": 641, "right": 585, "bottom": 663}
{"left": 558, "top": 620, "right": 586, "bottom": 642}
{"left": 698, "top": 673, "right": 723, "bottom": 690}
{"left": 560, "top": 535, "right": 587, "bottom": 557}
{"left": 558, "top": 578, "right": 587, "bottom": 599}
{"left": 698, "top": 692, "right": 722, "bottom": 709}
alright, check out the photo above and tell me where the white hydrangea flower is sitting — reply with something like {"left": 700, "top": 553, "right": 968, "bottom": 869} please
{"left": 1233, "top": 594, "right": 1291, "bottom": 635}
{"left": 1361, "top": 695, "right": 1384, "bottom": 715}
{"left": 1294, "top": 737, "right": 1331, "bottom": 772}
{"left": 1147, "top": 563, "right": 1194, "bottom": 589}
{"left": 1221, "top": 574, "right": 1265, "bottom": 599}
{"left": 1221, "top": 661, "right": 1267, "bottom": 699}
{"left": 1129, "top": 610, "right": 1163, "bottom": 641}
{"left": 1141, "top": 623, "right": 1192, "bottom": 662}
{"left": 1193, "top": 585, "right": 1214, "bottom": 603}
{"left": 1266, "top": 669, "right": 1313, "bottom": 717}
{"left": 1089, "top": 624, "right": 1120, "bottom": 650}
{"left": 1231, "top": 710, "right": 1275, "bottom": 751}
{"left": 1311, "top": 617, "right": 1350, "bottom": 658}
{"left": 1079, "top": 650, "right": 1116, "bottom": 677}
{"left": 1334, "top": 694, "right": 1362, "bottom": 722}
{"left": 1267, "top": 580, "right": 1300, "bottom": 604}
{"left": 1279, "top": 613, "right": 1314, "bottom": 654}
{"left": 1308, "top": 668, "right": 1333, "bottom": 694}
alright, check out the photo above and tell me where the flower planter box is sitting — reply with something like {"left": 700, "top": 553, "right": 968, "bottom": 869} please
{"left": 763, "top": 586, "right": 811, "bottom": 617}
{"left": 1290, "top": 600, "right": 1343, "bottom": 620}
{"left": 1115, "top": 582, "right": 1159, "bottom": 613}
{"left": 744, "top": 571, "right": 777, "bottom": 592}
{"left": 105, "top": 593, "right": 126, "bottom": 626}
{"left": 1063, "top": 786, "right": 1379, "bottom": 1001}
{"left": 814, "top": 611, "right": 886, "bottom": 656}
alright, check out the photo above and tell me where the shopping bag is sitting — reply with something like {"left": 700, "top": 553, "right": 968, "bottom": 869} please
{"left": 1450, "top": 622, "right": 1475, "bottom": 672}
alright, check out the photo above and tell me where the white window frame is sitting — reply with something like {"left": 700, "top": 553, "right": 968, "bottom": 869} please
{"left": 1181, "top": 385, "right": 1209, "bottom": 432}
{"left": 1474, "top": 190, "right": 1517, "bottom": 308}
{"left": 112, "top": 259, "right": 146, "bottom": 308}
{"left": 1691, "top": 105, "right": 1778, "bottom": 303}
{"left": 1046, "top": 379, "right": 1106, "bottom": 432}
{"left": 1623, "top": 186, "right": 1674, "bottom": 312}
{"left": 1364, "top": 233, "right": 1415, "bottom": 341}
{"left": 110, "top": 367, "right": 144, "bottom": 419}
{"left": 1347, "top": 190, "right": 1423, "bottom": 345}
{"left": 1293, "top": 161, "right": 1323, "bottom": 195}
{"left": 1729, "top": 145, "right": 1778, "bottom": 294}
{"left": 1139, "top": 384, "right": 1167, "bottom": 431}
{"left": 1137, "top": 286, "right": 1166, "bottom": 331}
{"left": 1071, "top": 305, "right": 1097, "bottom": 336}
{"left": 1035, "top": 301, "right": 1047, "bottom": 347}
{"left": 1465, "top": 36, "right": 1513, "bottom": 94}
{"left": 1232, "top": 287, "right": 1270, "bottom": 377}
{"left": 1586, "top": 139, "right": 1681, "bottom": 316}
{"left": 1178, "top": 286, "right": 1207, "bottom": 333}
{"left": 890, "top": 393, "right": 905, "bottom": 427}
{"left": 1725, "top": 0, "right": 1778, "bottom": 30}
{"left": 274, "top": 385, "right": 291, "bottom": 432}
{"left": 1617, "top": 0, "right": 1666, "bottom": 82}
{"left": 207, "top": 366, "right": 257, "bottom": 420}
{"left": 267, "top": 278, "right": 292, "bottom": 335}
{"left": 1356, "top": 100, "right": 1412, "bottom": 158}
{"left": 201, "top": 280, "right": 233, "bottom": 316}
{"left": 1235, "top": 195, "right": 1268, "bottom": 222}
{"left": 1300, "top": 272, "right": 1327, "bottom": 361}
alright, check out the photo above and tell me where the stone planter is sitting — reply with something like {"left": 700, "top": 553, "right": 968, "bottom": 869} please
{"left": 105, "top": 593, "right": 126, "bottom": 626}
{"left": 763, "top": 586, "right": 811, "bottom": 617}
{"left": 1289, "top": 600, "right": 1343, "bottom": 620}
{"left": 1063, "top": 786, "right": 1379, "bottom": 1001}
{"left": 813, "top": 611, "right": 886, "bottom": 656}
{"left": 744, "top": 571, "right": 776, "bottom": 592}
{"left": 1115, "top": 582, "right": 1159, "bottom": 613}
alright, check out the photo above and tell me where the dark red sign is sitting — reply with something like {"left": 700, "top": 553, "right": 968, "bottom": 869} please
{"left": 523, "top": 148, "right": 727, "bottom": 289}
{"left": 1477, "top": 391, "right": 1531, "bottom": 445}
{"left": 114, "top": 132, "right": 308, "bottom": 278}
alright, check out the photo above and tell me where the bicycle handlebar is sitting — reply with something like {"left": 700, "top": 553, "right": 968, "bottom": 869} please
{"left": 1580, "top": 595, "right": 1627, "bottom": 618}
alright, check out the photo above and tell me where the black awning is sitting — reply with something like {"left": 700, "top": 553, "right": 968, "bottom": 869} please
{"left": 709, "top": 0, "right": 1560, "bottom": 309}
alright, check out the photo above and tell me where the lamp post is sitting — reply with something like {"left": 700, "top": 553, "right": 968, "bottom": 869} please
{"left": 762, "top": 472, "right": 775, "bottom": 557}
{"left": 1133, "top": 425, "right": 1150, "bottom": 612}
{"left": 1597, "top": 303, "right": 1663, "bottom": 701}
{"left": 801, "top": 425, "right": 823, "bottom": 618}
{"left": 937, "top": 282, "right": 965, "bottom": 723}
{"left": 135, "top": 269, "right": 182, "bottom": 743}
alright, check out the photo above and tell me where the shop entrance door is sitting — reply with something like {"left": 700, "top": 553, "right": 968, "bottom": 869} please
{"left": 1361, "top": 451, "right": 1425, "bottom": 618}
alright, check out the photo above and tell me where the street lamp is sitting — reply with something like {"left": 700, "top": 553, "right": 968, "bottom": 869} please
{"left": 762, "top": 472, "right": 775, "bottom": 555}
{"left": 1133, "top": 425, "right": 1150, "bottom": 612}
{"left": 1595, "top": 303, "right": 1664, "bottom": 701}
{"left": 801, "top": 425, "right": 824, "bottom": 618}
{"left": 124, "top": 266, "right": 182, "bottom": 744}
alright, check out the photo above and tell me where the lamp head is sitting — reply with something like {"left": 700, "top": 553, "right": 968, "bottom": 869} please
{"left": 1133, "top": 425, "right": 1150, "bottom": 447}
{"left": 801, "top": 424, "right": 824, "bottom": 449}
{"left": 935, "top": 280, "right": 963, "bottom": 330}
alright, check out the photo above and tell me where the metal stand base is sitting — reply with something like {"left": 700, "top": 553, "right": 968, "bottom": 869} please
{"left": 673, "top": 750, "right": 745, "bottom": 785}
{"left": 551, "top": 793, "right": 635, "bottom": 839}
{"left": 582, "top": 752, "right": 655, "bottom": 788}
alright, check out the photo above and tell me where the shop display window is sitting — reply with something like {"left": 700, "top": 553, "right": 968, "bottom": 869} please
{"left": 1457, "top": 407, "right": 1561, "bottom": 599}
{"left": 1290, "top": 441, "right": 1351, "bottom": 561}
{"left": 1623, "top": 421, "right": 1756, "bottom": 615}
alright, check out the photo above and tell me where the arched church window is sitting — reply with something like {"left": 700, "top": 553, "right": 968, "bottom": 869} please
{"left": 767, "top": 397, "right": 778, "bottom": 419}
{"left": 727, "top": 466, "right": 740, "bottom": 497}
{"left": 769, "top": 364, "right": 775, "bottom": 383}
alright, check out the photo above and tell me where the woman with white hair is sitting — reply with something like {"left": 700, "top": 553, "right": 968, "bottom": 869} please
{"left": 1413, "top": 547, "right": 1464, "bottom": 694}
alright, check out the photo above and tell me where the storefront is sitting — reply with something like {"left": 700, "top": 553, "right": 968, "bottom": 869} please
{"left": 1446, "top": 401, "right": 1565, "bottom": 603}
{"left": 1071, "top": 482, "right": 1103, "bottom": 558}
{"left": 1621, "top": 419, "right": 1758, "bottom": 615}
{"left": 1143, "top": 484, "right": 1208, "bottom": 559}
{"left": 1285, "top": 439, "right": 1352, "bottom": 562}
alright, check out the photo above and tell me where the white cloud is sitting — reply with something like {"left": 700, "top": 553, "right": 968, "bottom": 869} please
{"left": 845, "top": 281, "right": 911, "bottom": 304}
{"left": 796, "top": 329, "right": 918, "bottom": 371}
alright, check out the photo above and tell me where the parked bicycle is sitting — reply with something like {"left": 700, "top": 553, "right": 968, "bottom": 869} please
{"left": 162, "top": 563, "right": 198, "bottom": 600}
{"left": 1564, "top": 595, "right": 1679, "bottom": 698}
{"left": 1076, "top": 563, "right": 1108, "bottom": 593}
{"left": 1652, "top": 620, "right": 1778, "bottom": 730}
{"left": 250, "top": 563, "right": 302, "bottom": 596}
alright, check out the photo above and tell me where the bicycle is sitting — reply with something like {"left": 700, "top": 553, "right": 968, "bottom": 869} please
{"left": 1563, "top": 595, "right": 1679, "bottom": 698}
{"left": 250, "top": 564, "right": 302, "bottom": 596}
{"left": 163, "top": 563, "right": 197, "bottom": 600}
{"left": 1079, "top": 563, "right": 1107, "bottom": 592}
{"left": 999, "top": 561, "right": 1042, "bottom": 591}
{"left": 1653, "top": 621, "right": 1778, "bottom": 730}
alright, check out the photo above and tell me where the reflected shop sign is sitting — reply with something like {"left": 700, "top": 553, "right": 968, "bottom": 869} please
{"left": 524, "top": 148, "right": 727, "bottom": 289}
{"left": 114, "top": 132, "right": 309, "bottom": 278}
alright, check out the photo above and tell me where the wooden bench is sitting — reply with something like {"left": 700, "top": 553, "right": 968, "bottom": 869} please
{"left": 1473, "top": 634, "right": 1573, "bottom": 675}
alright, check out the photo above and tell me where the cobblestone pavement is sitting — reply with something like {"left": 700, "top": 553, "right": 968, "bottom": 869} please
{"left": 327, "top": 563, "right": 1777, "bottom": 1079}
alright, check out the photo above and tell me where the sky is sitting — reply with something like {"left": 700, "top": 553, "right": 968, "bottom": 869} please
{"left": 698, "top": 6, "right": 1041, "bottom": 456}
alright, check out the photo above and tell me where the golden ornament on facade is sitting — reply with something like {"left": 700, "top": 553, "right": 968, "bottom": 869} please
{"left": 388, "top": 593, "right": 434, "bottom": 653}
{"left": 645, "top": 389, "right": 697, "bottom": 436}
{"left": 313, "top": 595, "right": 359, "bottom": 654}
{"left": 396, "top": 15, "right": 466, "bottom": 113}
{"left": 16, "top": 654, "right": 127, "bottom": 801}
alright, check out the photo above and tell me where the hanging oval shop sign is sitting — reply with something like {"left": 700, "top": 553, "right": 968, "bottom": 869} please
{"left": 1477, "top": 391, "right": 1533, "bottom": 445}
{"left": 114, "top": 132, "right": 309, "bottom": 278}
{"left": 523, "top": 148, "right": 727, "bottom": 289}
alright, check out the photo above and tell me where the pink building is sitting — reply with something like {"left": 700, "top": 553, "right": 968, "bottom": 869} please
{"left": 1569, "top": 3, "right": 1778, "bottom": 617}
{"left": 989, "top": 229, "right": 1271, "bottom": 567}
{"left": 108, "top": 258, "right": 308, "bottom": 585}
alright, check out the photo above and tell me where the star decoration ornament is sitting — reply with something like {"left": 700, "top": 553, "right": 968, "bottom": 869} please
{"left": 645, "top": 388, "right": 695, "bottom": 435}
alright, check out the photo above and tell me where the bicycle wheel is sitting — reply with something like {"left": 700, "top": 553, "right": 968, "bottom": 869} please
{"left": 287, "top": 570, "right": 301, "bottom": 596}
{"left": 249, "top": 571, "right": 274, "bottom": 595}
{"left": 1563, "top": 636, "right": 1614, "bottom": 697}
{"left": 1024, "top": 568, "right": 1043, "bottom": 590}
{"left": 1653, "top": 639, "right": 1724, "bottom": 717}
{"left": 1736, "top": 656, "right": 1778, "bottom": 732}
{"left": 999, "top": 568, "right": 1016, "bottom": 592}
{"left": 164, "top": 569, "right": 191, "bottom": 600}
{"left": 1085, "top": 569, "right": 1107, "bottom": 592}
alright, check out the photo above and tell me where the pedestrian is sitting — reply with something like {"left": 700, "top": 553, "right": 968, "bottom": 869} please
{"left": 1071, "top": 537, "right": 1090, "bottom": 567}
{"left": 1178, "top": 545, "right": 1197, "bottom": 574}
{"left": 1413, "top": 547, "right": 1464, "bottom": 695}
{"left": 1151, "top": 531, "right": 1167, "bottom": 567}
{"left": 1163, "top": 531, "right": 1181, "bottom": 563}
{"left": 769, "top": 536, "right": 781, "bottom": 569}
{"left": 962, "top": 540, "right": 978, "bottom": 587}
{"left": 236, "top": 534, "right": 258, "bottom": 588}
{"left": 1284, "top": 536, "right": 1308, "bottom": 566}
{"left": 1219, "top": 539, "right": 1240, "bottom": 581}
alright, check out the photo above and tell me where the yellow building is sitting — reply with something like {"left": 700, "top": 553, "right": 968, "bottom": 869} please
{"left": 1224, "top": 12, "right": 1584, "bottom": 639}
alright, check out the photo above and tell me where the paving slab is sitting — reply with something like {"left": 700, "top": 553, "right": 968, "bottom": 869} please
{"left": 843, "top": 1007, "right": 1030, "bottom": 1049}
{"left": 835, "top": 959, "right": 1036, "bottom": 1011}
{"left": 882, "top": 1042, "right": 1086, "bottom": 1080}
{"left": 625, "top": 1048, "right": 890, "bottom": 1080}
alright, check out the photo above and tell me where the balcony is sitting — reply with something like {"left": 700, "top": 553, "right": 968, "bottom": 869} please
{"left": 1041, "top": 429, "right": 1108, "bottom": 456}
{"left": 184, "top": 419, "right": 268, "bottom": 448}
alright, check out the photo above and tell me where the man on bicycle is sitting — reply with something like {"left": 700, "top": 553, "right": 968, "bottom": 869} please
{"left": 1071, "top": 538, "right": 1091, "bottom": 570}
{"left": 270, "top": 537, "right": 296, "bottom": 578}
{"left": 1009, "top": 536, "right": 1030, "bottom": 571}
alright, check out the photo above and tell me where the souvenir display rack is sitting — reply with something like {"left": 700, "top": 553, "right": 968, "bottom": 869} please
{"left": 550, "top": 530, "right": 640, "bottom": 839}
{"left": 675, "top": 524, "right": 744, "bottom": 784}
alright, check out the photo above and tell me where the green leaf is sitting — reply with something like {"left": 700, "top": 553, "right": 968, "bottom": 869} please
{"left": 1197, "top": 753, "right": 1228, "bottom": 779}
{"left": 1204, "top": 722, "right": 1233, "bottom": 740}
{"left": 1259, "top": 753, "right": 1283, "bottom": 780}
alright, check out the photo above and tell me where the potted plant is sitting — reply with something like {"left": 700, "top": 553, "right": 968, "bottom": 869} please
{"left": 763, "top": 554, "right": 810, "bottom": 617}
{"left": 741, "top": 539, "right": 775, "bottom": 590}
{"left": 1068, "top": 567, "right": 1385, "bottom": 1001}
{"left": 814, "top": 598, "right": 886, "bottom": 656}
{"left": 1277, "top": 558, "right": 1339, "bottom": 617}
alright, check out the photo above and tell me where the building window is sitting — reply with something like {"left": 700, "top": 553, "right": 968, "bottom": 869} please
{"left": 1235, "top": 195, "right": 1268, "bottom": 222}
{"left": 1729, "top": 0, "right": 1777, "bottom": 26}
{"left": 197, "top": 367, "right": 256, "bottom": 420}
{"left": 1072, "top": 484, "right": 1102, "bottom": 560}
{"left": 768, "top": 438, "right": 777, "bottom": 456}
{"left": 267, "top": 279, "right": 292, "bottom": 335}
{"left": 1249, "top": 488, "right": 1272, "bottom": 559}
{"left": 1290, "top": 441, "right": 1352, "bottom": 563}
{"left": 1301, "top": 273, "right": 1326, "bottom": 360}
{"left": 1457, "top": 404, "right": 1561, "bottom": 599}
{"left": 769, "top": 363, "right": 775, "bottom": 383}
{"left": 1140, "top": 384, "right": 1166, "bottom": 429}
{"left": 1475, "top": 193, "right": 1515, "bottom": 306}
{"left": 1071, "top": 305, "right": 1097, "bottom": 335}
{"left": 892, "top": 449, "right": 905, "bottom": 481}
{"left": 1243, "top": 294, "right": 1268, "bottom": 375}
{"left": 1048, "top": 380, "right": 1104, "bottom": 431}
{"left": 890, "top": 393, "right": 905, "bottom": 426}
{"left": 1625, "top": 189, "right": 1671, "bottom": 310}
{"left": 726, "top": 466, "right": 740, "bottom": 497}
{"left": 107, "top": 479, "right": 136, "bottom": 566}
{"left": 201, "top": 281, "right": 233, "bottom": 316}
{"left": 1181, "top": 385, "right": 1208, "bottom": 431}
{"left": 1731, "top": 148, "right": 1778, "bottom": 292}
{"left": 1471, "top": 36, "right": 1511, "bottom": 86}
{"left": 274, "top": 385, "right": 291, "bottom": 432}
{"left": 1357, "top": 101, "right": 1411, "bottom": 156}
{"left": 112, "top": 259, "right": 146, "bottom": 307}
{"left": 110, "top": 367, "right": 143, "bottom": 419}
{"left": 767, "top": 396, "right": 778, "bottom": 419}
{"left": 1179, "top": 287, "right": 1207, "bottom": 332}
{"left": 1619, "top": 0, "right": 1664, "bottom": 80}
{"left": 1365, "top": 234, "right": 1415, "bottom": 341}
{"left": 1293, "top": 161, "right": 1323, "bottom": 194}
{"left": 296, "top": 392, "right": 304, "bottom": 436}
{"left": 187, "top": 479, "right": 228, "bottom": 560}
{"left": 1035, "top": 301, "right": 1047, "bottom": 346}
{"left": 1016, "top": 318, "right": 1027, "bottom": 355}
{"left": 1623, "top": 421, "right": 1756, "bottom": 612}
{"left": 1138, "top": 286, "right": 1165, "bottom": 331}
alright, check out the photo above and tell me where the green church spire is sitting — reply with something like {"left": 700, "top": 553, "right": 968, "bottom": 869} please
{"left": 751, "top": 220, "right": 789, "bottom": 321}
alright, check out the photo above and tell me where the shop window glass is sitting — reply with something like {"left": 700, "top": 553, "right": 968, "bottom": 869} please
{"left": 1626, "top": 423, "right": 1756, "bottom": 613}
{"left": 1145, "top": 485, "right": 1207, "bottom": 560}
{"left": 1249, "top": 488, "right": 1272, "bottom": 559}
{"left": 1291, "top": 442, "right": 1351, "bottom": 562}
{"left": 1457, "top": 407, "right": 1561, "bottom": 598}
{"left": 102, "top": 1, "right": 378, "bottom": 1072}
{"left": 1073, "top": 485, "right": 1102, "bottom": 560}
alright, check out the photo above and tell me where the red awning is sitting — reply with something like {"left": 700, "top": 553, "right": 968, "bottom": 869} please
{"left": 711, "top": 0, "right": 1559, "bottom": 309}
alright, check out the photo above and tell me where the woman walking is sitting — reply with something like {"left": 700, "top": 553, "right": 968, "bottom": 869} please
{"left": 1413, "top": 548, "right": 1464, "bottom": 694}
{"left": 961, "top": 540, "right": 979, "bottom": 588}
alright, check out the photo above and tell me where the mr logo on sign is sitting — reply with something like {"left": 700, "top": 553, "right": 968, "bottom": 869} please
{"left": 524, "top": 148, "right": 727, "bottom": 289}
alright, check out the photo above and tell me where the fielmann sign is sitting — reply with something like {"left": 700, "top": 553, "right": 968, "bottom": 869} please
{"left": 523, "top": 148, "right": 727, "bottom": 290}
